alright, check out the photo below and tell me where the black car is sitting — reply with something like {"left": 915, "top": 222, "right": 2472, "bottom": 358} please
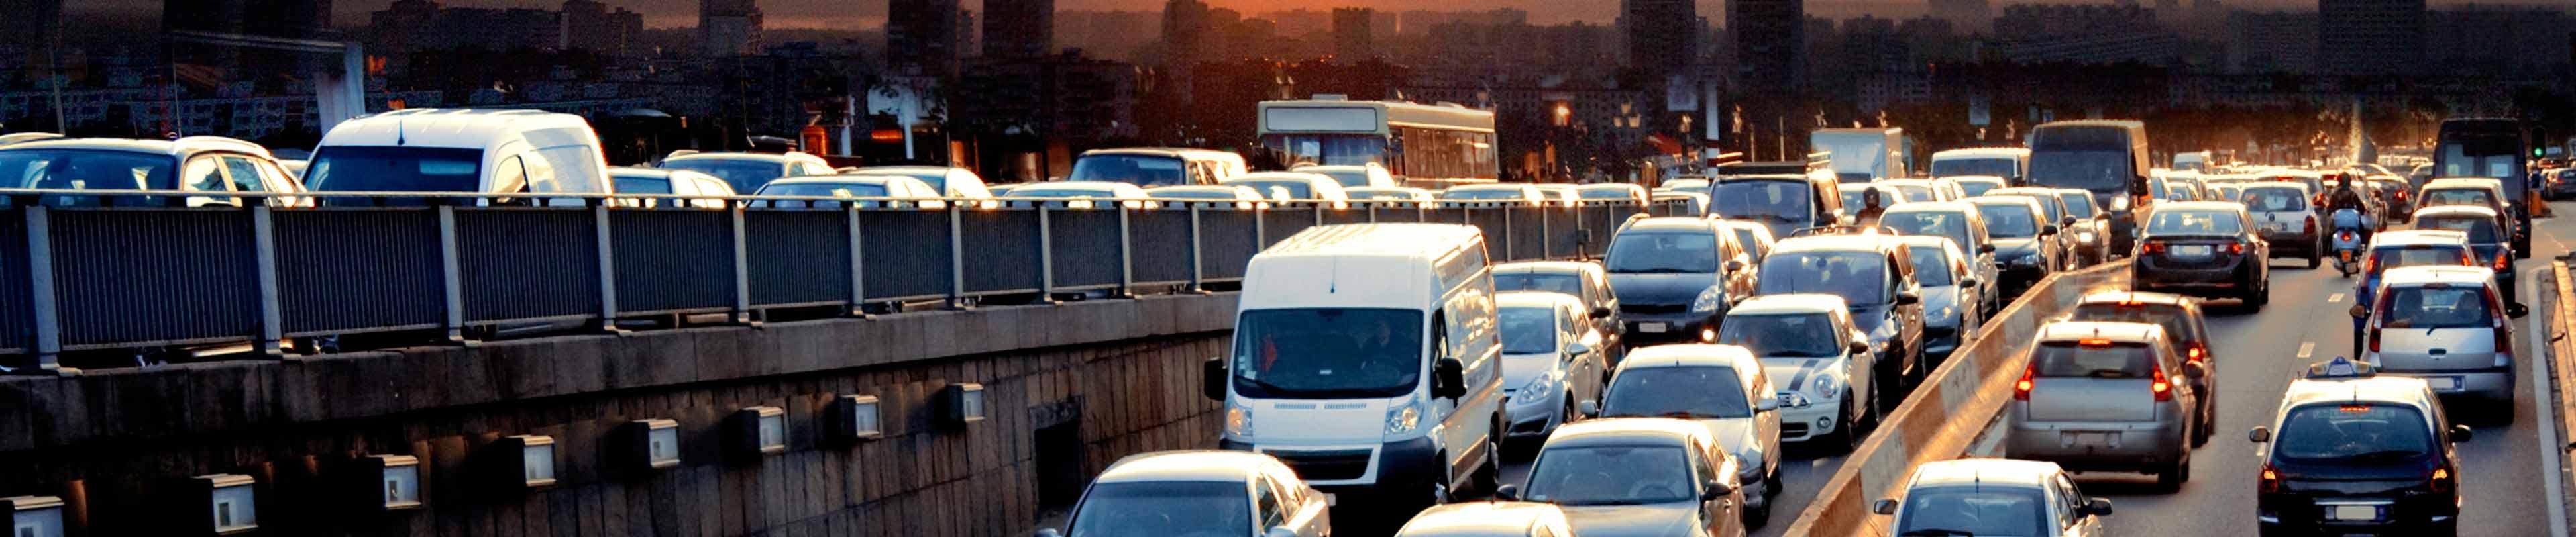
{"left": 1756, "top": 233, "right": 1926, "bottom": 410}
{"left": 2132, "top": 201, "right": 2271, "bottom": 308}
{"left": 1963, "top": 195, "right": 2061, "bottom": 297}
{"left": 1605, "top": 217, "right": 1760, "bottom": 344}
{"left": 2251, "top": 358, "right": 2469, "bottom": 536}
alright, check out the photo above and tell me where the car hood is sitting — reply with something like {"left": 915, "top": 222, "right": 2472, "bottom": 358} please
{"left": 1850, "top": 303, "right": 1894, "bottom": 342}
{"left": 1501, "top": 354, "right": 1554, "bottom": 395}
{"left": 1564, "top": 503, "right": 1705, "bottom": 536}
{"left": 1992, "top": 238, "right": 2040, "bottom": 257}
{"left": 1693, "top": 417, "right": 1761, "bottom": 454}
{"left": 1762, "top": 357, "right": 1845, "bottom": 398}
{"left": 1921, "top": 286, "right": 1964, "bottom": 326}
{"left": 1609, "top": 272, "right": 1715, "bottom": 305}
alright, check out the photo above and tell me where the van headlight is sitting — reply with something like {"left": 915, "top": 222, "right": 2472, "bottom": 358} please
{"left": 1384, "top": 399, "right": 1426, "bottom": 437}
{"left": 2110, "top": 195, "right": 2130, "bottom": 211}
{"left": 1226, "top": 403, "right": 1254, "bottom": 438}
{"left": 1690, "top": 287, "right": 1725, "bottom": 313}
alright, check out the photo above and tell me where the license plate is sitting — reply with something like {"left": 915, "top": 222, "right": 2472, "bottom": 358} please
{"left": 2339, "top": 251, "right": 2355, "bottom": 262}
{"left": 2427, "top": 377, "right": 2459, "bottom": 390}
{"left": 2061, "top": 431, "right": 2116, "bottom": 447}
{"left": 2175, "top": 245, "right": 2212, "bottom": 256}
{"left": 2329, "top": 505, "right": 2377, "bottom": 521}
{"left": 1638, "top": 322, "right": 1669, "bottom": 334}
{"left": 1323, "top": 493, "right": 1338, "bottom": 507}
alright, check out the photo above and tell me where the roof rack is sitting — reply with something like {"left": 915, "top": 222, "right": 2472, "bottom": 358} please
{"left": 2302, "top": 356, "right": 2377, "bottom": 379}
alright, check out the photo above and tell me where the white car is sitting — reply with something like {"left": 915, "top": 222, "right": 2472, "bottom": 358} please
{"left": 1294, "top": 163, "right": 1397, "bottom": 188}
{"left": 1002, "top": 181, "right": 1150, "bottom": 209}
{"left": 608, "top": 168, "right": 734, "bottom": 209}
{"left": 1717, "top": 295, "right": 1876, "bottom": 452}
{"left": 659, "top": 150, "right": 837, "bottom": 194}
{"left": 1497, "top": 291, "right": 1609, "bottom": 442}
{"left": 1038, "top": 450, "right": 1330, "bottom": 537}
{"left": 750, "top": 175, "right": 944, "bottom": 209}
{"left": 1145, "top": 185, "right": 1269, "bottom": 209}
{"left": 1394, "top": 501, "right": 1577, "bottom": 537}
{"left": 1871, "top": 459, "right": 2114, "bottom": 537}
{"left": 1223, "top": 171, "right": 1350, "bottom": 207}
{"left": 1583, "top": 344, "right": 1784, "bottom": 527}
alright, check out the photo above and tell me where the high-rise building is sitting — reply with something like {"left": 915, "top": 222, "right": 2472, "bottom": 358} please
{"left": 959, "top": 9, "right": 979, "bottom": 57}
{"left": 2225, "top": 10, "right": 2316, "bottom": 74}
{"left": 1992, "top": 4, "right": 2178, "bottom": 64}
{"left": 2, "top": 0, "right": 62, "bottom": 58}
{"left": 2425, "top": 5, "right": 2570, "bottom": 78}
{"left": 1729, "top": 0, "right": 1804, "bottom": 93}
{"left": 985, "top": 0, "right": 1055, "bottom": 60}
{"left": 1927, "top": 0, "right": 1990, "bottom": 34}
{"left": 1621, "top": 0, "right": 1698, "bottom": 75}
{"left": 1160, "top": 0, "right": 1212, "bottom": 64}
{"left": 1332, "top": 7, "right": 1375, "bottom": 61}
{"left": 2318, "top": 0, "right": 2423, "bottom": 75}
{"left": 700, "top": 0, "right": 765, "bottom": 57}
{"left": 888, "top": 0, "right": 961, "bottom": 75}
{"left": 560, "top": 0, "right": 643, "bottom": 56}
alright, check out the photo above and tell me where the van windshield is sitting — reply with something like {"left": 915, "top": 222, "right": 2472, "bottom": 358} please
{"left": 1232, "top": 308, "right": 1425, "bottom": 399}
{"left": 2029, "top": 126, "right": 2133, "bottom": 191}
{"left": 1707, "top": 181, "right": 1812, "bottom": 222}
{"left": 1931, "top": 158, "right": 2016, "bottom": 179}
{"left": 1069, "top": 154, "right": 1191, "bottom": 187}
{"left": 306, "top": 146, "right": 484, "bottom": 193}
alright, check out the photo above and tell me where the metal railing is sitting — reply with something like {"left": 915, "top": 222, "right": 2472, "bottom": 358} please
{"left": 0, "top": 189, "right": 1693, "bottom": 370}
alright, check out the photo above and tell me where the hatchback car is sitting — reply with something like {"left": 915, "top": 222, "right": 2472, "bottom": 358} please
{"left": 1757, "top": 234, "right": 1927, "bottom": 393}
{"left": 1497, "top": 291, "right": 1610, "bottom": 442}
{"left": 2249, "top": 358, "right": 2469, "bottom": 536}
{"left": 1990, "top": 187, "right": 2085, "bottom": 271}
{"left": 749, "top": 175, "right": 947, "bottom": 209}
{"left": 2054, "top": 188, "right": 2112, "bottom": 266}
{"left": 1899, "top": 236, "right": 1985, "bottom": 366}
{"left": 2356, "top": 266, "right": 2525, "bottom": 415}
{"left": 0, "top": 136, "right": 311, "bottom": 207}
{"left": 1499, "top": 418, "right": 1751, "bottom": 537}
{"left": 1393, "top": 501, "right": 1577, "bottom": 537}
{"left": 1494, "top": 261, "right": 1625, "bottom": 360}
{"left": 2131, "top": 201, "right": 2271, "bottom": 308}
{"left": 2065, "top": 291, "right": 2218, "bottom": 446}
{"left": 1584, "top": 344, "right": 1783, "bottom": 525}
{"left": 1000, "top": 181, "right": 1151, "bottom": 209}
{"left": 2007, "top": 321, "right": 2206, "bottom": 491}
{"left": 1607, "top": 218, "right": 1759, "bottom": 344}
{"left": 1038, "top": 450, "right": 1330, "bottom": 537}
{"left": 2410, "top": 205, "right": 2517, "bottom": 301}
{"left": 1707, "top": 173, "right": 1843, "bottom": 240}
{"left": 1878, "top": 201, "right": 2001, "bottom": 314}
{"left": 2239, "top": 183, "right": 2322, "bottom": 268}
{"left": 2353, "top": 230, "right": 2476, "bottom": 316}
{"left": 2418, "top": 177, "right": 2519, "bottom": 258}
{"left": 1717, "top": 295, "right": 1879, "bottom": 450}
{"left": 1717, "top": 220, "right": 1779, "bottom": 265}
{"left": 1964, "top": 195, "right": 2061, "bottom": 295}
{"left": 1870, "top": 459, "right": 2114, "bottom": 537}
{"left": 658, "top": 150, "right": 835, "bottom": 194}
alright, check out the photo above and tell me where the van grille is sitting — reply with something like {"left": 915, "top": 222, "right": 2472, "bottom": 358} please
{"left": 1267, "top": 449, "right": 1373, "bottom": 481}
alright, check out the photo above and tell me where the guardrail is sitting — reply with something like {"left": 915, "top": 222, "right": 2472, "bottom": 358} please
{"left": 1780, "top": 260, "right": 2133, "bottom": 536}
{"left": 0, "top": 189, "right": 1692, "bottom": 371}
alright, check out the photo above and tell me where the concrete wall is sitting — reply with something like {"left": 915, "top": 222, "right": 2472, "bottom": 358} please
{"left": 0, "top": 293, "right": 1240, "bottom": 536}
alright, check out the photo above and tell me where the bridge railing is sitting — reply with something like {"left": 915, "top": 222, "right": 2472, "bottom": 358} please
{"left": 0, "top": 190, "right": 1687, "bottom": 369}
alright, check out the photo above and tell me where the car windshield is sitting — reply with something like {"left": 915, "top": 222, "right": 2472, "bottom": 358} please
{"left": 1892, "top": 486, "right": 2049, "bottom": 537}
{"left": 1758, "top": 252, "right": 1889, "bottom": 305}
{"left": 1523, "top": 445, "right": 1697, "bottom": 506}
{"left": 2031, "top": 341, "right": 2155, "bottom": 378}
{"left": 1499, "top": 306, "right": 1560, "bottom": 355}
{"left": 1494, "top": 272, "right": 1585, "bottom": 295}
{"left": 0, "top": 149, "right": 174, "bottom": 191}
{"left": 1601, "top": 365, "right": 1752, "bottom": 418}
{"left": 2006, "top": 193, "right": 2063, "bottom": 222}
{"left": 1069, "top": 154, "right": 1191, "bottom": 186}
{"left": 1066, "top": 481, "right": 1251, "bottom": 536}
{"left": 1932, "top": 158, "right": 2017, "bottom": 179}
{"left": 612, "top": 176, "right": 674, "bottom": 195}
{"left": 2147, "top": 210, "right": 2243, "bottom": 236}
{"left": 2273, "top": 403, "right": 2435, "bottom": 462}
{"left": 2414, "top": 215, "right": 2502, "bottom": 243}
{"left": 2422, "top": 189, "right": 2495, "bottom": 207}
{"left": 1605, "top": 232, "right": 1718, "bottom": 273}
{"left": 305, "top": 146, "right": 483, "bottom": 193}
{"left": 661, "top": 158, "right": 787, "bottom": 193}
{"left": 757, "top": 183, "right": 890, "bottom": 197}
{"left": 1441, "top": 188, "right": 1527, "bottom": 201}
{"left": 1955, "top": 180, "right": 2002, "bottom": 197}
{"left": 2069, "top": 303, "right": 2194, "bottom": 350}
{"left": 1907, "top": 246, "right": 1955, "bottom": 286}
{"left": 1890, "top": 185, "right": 1935, "bottom": 202}
{"left": 2059, "top": 193, "right": 2098, "bottom": 218}
{"left": 1231, "top": 308, "right": 1424, "bottom": 399}
{"left": 1709, "top": 181, "right": 1812, "bottom": 220}
{"left": 2242, "top": 187, "right": 2307, "bottom": 211}
{"left": 1975, "top": 203, "right": 2040, "bottom": 238}
{"left": 1719, "top": 313, "right": 1843, "bottom": 357}
{"left": 2371, "top": 246, "right": 2469, "bottom": 268}
{"left": 2376, "top": 286, "right": 2494, "bottom": 329}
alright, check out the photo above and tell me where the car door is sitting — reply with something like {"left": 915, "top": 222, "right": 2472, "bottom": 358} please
{"left": 1561, "top": 305, "right": 1603, "bottom": 403}
{"left": 1253, "top": 475, "right": 1286, "bottom": 536}
{"left": 1744, "top": 362, "right": 1782, "bottom": 468}
{"left": 1889, "top": 249, "right": 1925, "bottom": 361}
{"left": 1691, "top": 440, "right": 1739, "bottom": 536}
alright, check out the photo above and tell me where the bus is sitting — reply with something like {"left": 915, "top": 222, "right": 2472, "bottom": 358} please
{"left": 1256, "top": 99, "right": 1499, "bottom": 188}
{"left": 2434, "top": 118, "right": 2531, "bottom": 255}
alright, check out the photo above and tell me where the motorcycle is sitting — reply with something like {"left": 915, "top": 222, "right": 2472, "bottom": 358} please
{"left": 2330, "top": 208, "right": 2366, "bottom": 277}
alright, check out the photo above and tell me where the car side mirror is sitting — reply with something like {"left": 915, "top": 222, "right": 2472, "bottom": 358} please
{"left": 1202, "top": 357, "right": 1228, "bottom": 401}
{"left": 2130, "top": 177, "right": 2151, "bottom": 196}
{"left": 1036, "top": 530, "right": 1063, "bottom": 537}
{"left": 2083, "top": 497, "right": 2114, "bottom": 516}
{"left": 1896, "top": 291, "right": 1922, "bottom": 305}
{"left": 2451, "top": 424, "right": 2474, "bottom": 442}
{"left": 1265, "top": 528, "right": 1297, "bottom": 537}
{"left": 1872, "top": 499, "right": 1900, "bottom": 515}
{"left": 1724, "top": 259, "right": 1747, "bottom": 272}
{"left": 2248, "top": 426, "right": 2271, "bottom": 443}
{"left": 1701, "top": 481, "right": 1734, "bottom": 500}
{"left": 1849, "top": 341, "right": 1870, "bottom": 355}
{"left": 1593, "top": 307, "right": 1613, "bottom": 319}
{"left": 1577, "top": 400, "right": 1601, "bottom": 418}
{"left": 1495, "top": 484, "right": 1521, "bottom": 501}
{"left": 1980, "top": 244, "right": 1998, "bottom": 254}
{"left": 2349, "top": 304, "right": 2370, "bottom": 319}
{"left": 2182, "top": 360, "right": 2208, "bottom": 379}
{"left": 1755, "top": 398, "right": 1779, "bottom": 412}
{"left": 1434, "top": 358, "right": 1467, "bottom": 399}
{"left": 2510, "top": 303, "right": 2530, "bottom": 318}
{"left": 1564, "top": 342, "right": 1593, "bottom": 357}
{"left": 2063, "top": 217, "right": 2078, "bottom": 226}
{"left": 2043, "top": 224, "right": 2061, "bottom": 235}
{"left": 1960, "top": 277, "right": 1980, "bottom": 288}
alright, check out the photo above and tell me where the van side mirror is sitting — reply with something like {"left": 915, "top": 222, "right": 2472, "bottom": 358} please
{"left": 2510, "top": 303, "right": 2530, "bottom": 318}
{"left": 1701, "top": 481, "right": 1734, "bottom": 500}
{"left": 2083, "top": 498, "right": 2114, "bottom": 516}
{"left": 2042, "top": 224, "right": 2061, "bottom": 236}
{"left": 1872, "top": 499, "right": 1900, "bottom": 515}
{"left": 1433, "top": 358, "right": 1467, "bottom": 399}
{"left": 1202, "top": 358, "right": 1228, "bottom": 401}
{"left": 2349, "top": 304, "right": 2369, "bottom": 319}
{"left": 1564, "top": 342, "right": 1593, "bottom": 357}
{"left": 2451, "top": 424, "right": 2474, "bottom": 442}
{"left": 2248, "top": 426, "right": 2271, "bottom": 443}
{"left": 1265, "top": 528, "right": 1297, "bottom": 537}
{"left": 1848, "top": 341, "right": 1870, "bottom": 356}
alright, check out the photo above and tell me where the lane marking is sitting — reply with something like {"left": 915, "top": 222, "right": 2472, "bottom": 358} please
{"left": 2328, "top": 293, "right": 2345, "bottom": 303}
{"left": 2296, "top": 342, "right": 2315, "bottom": 359}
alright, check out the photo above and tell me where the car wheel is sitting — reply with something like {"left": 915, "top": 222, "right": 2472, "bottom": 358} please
{"left": 1821, "top": 397, "right": 1859, "bottom": 454}
{"left": 2191, "top": 409, "right": 2212, "bottom": 447}
{"left": 1746, "top": 494, "right": 1773, "bottom": 529}
{"left": 2306, "top": 251, "right": 2321, "bottom": 269}
{"left": 2156, "top": 448, "right": 2191, "bottom": 493}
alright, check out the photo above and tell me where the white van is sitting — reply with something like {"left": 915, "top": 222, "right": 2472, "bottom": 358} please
{"left": 1206, "top": 223, "right": 1505, "bottom": 514}
{"left": 305, "top": 109, "right": 612, "bottom": 204}
{"left": 1067, "top": 148, "right": 1247, "bottom": 187}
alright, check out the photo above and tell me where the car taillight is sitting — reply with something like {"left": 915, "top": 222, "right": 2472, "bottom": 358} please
{"left": 2188, "top": 344, "right": 2207, "bottom": 363}
{"left": 2369, "top": 326, "right": 2381, "bottom": 353}
{"left": 2430, "top": 465, "right": 2455, "bottom": 493}
{"left": 2226, "top": 242, "right": 2245, "bottom": 254}
{"left": 2494, "top": 254, "right": 2510, "bottom": 271}
{"left": 2142, "top": 241, "right": 2167, "bottom": 254}
{"left": 2259, "top": 463, "right": 2282, "bottom": 493}
{"left": 2015, "top": 364, "right": 2036, "bottom": 401}
{"left": 2304, "top": 215, "right": 2316, "bottom": 235}
{"left": 2150, "top": 363, "right": 2173, "bottom": 402}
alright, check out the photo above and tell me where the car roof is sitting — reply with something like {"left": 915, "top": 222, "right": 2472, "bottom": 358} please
{"left": 1876, "top": 179, "right": 1935, "bottom": 186}
{"left": 666, "top": 152, "right": 802, "bottom": 164}
{"left": 1730, "top": 293, "right": 1851, "bottom": 315}
{"left": 2280, "top": 362, "right": 2437, "bottom": 411}
{"left": 2414, "top": 205, "right": 2501, "bottom": 219}
{"left": 2035, "top": 321, "right": 2165, "bottom": 344}
{"left": 1227, "top": 172, "right": 1338, "bottom": 184}
{"left": 2076, "top": 290, "right": 2196, "bottom": 308}
{"left": 1448, "top": 183, "right": 1534, "bottom": 192}
{"left": 2241, "top": 181, "right": 2309, "bottom": 193}
{"left": 1497, "top": 291, "right": 1585, "bottom": 309}
{"left": 1095, "top": 450, "right": 1277, "bottom": 484}
{"left": 1932, "top": 148, "right": 2029, "bottom": 158}
{"left": 2377, "top": 265, "right": 2497, "bottom": 287}
{"left": 1083, "top": 147, "right": 1237, "bottom": 159}
{"left": 1397, "top": 502, "right": 1566, "bottom": 536}
{"left": 1542, "top": 417, "right": 1712, "bottom": 448}
{"left": 1578, "top": 183, "right": 1646, "bottom": 191}
{"left": 2370, "top": 230, "right": 2471, "bottom": 248}
{"left": 1961, "top": 195, "right": 2043, "bottom": 208}
{"left": 1146, "top": 185, "right": 1249, "bottom": 193}
{"left": 1906, "top": 459, "right": 2061, "bottom": 489}
{"left": 2424, "top": 177, "right": 2503, "bottom": 189}
{"left": 1618, "top": 344, "right": 1761, "bottom": 371}
{"left": 1940, "top": 175, "right": 2008, "bottom": 183}
{"left": 1986, "top": 187, "right": 2057, "bottom": 196}
{"left": 2153, "top": 201, "right": 2249, "bottom": 213}
{"left": 0, "top": 136, "right": 274, "bottom": 159}
{"left": 1009, "top": 181, "right": 1144, "bottom": 195}
{"left": 763, "top": 175, "right": 914, "bottom": 188}
{"left": 1716, "top": 173, "right": 1813, "bottom": 183}
{"left": 322, "top": 108, "right": 593, "bottom": 149}
{"left": 1625, "top": 217, "right": 1717, "bottom": 233}
{"left": 1770, "top": 234, "right": 1898, "bottom": 254}
{"left": 1494, "top": 260, "right": 1601, "bottom": 275}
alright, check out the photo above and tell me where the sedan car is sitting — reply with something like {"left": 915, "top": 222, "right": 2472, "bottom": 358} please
{"left": 1038, "top": 450, "right": 1330, "bottom": 537}
{"left": 1441, "top": 183, "right": 1548, "bottom": 204}
{"left": 1586, "top": 344, "right": 1783, "bottom": 526}
{"left": 1501, "top": 418, "right": 1751, "bottom": 537}
{"left": 1963, "top": 195, "right": 2061, "bottom": 296}
{"left": 608, "top": 167, "right": 735, "bottom": 209}
{"left": 2239, "top": 183, "right": 2321, "bottom": 268}
{"left": 751, "top": 175, "right": 946, "bottom": 209}
{"left": 1870, "top": 459, "right": 2114, "bottom": 537}
{"left": 1718, "top": 295, "right": 1878, "bottom": 451}
{"left": 2007, "top": 322, "right": 2206, "bottom": 491}
{"left": 1394, "top": 501, "right": 1577, "bottom": 537}
{"left": 1877, "top": 202, "right": 2000, "bottom": 315}
{"left": 1497, "top": 292, "right": 1610, "bottom": 442}
{"left": 2131, "top": 201, "right": 2271, "bottom": 308}
{"left": 2251, "top": 358, "right": 2468, "bottom": 536}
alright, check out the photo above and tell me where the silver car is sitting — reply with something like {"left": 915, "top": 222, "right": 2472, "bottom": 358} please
{"left": 1585, "top": 344, "right": 1784, "bottom": 527}
{"left": 1871, "top": 459, "right": 2116, "bottom": 537}
{"left": 1499, "top": 418, "right": 1751, "bottom": 537}
{"left": 2356, "top": 266, "right": 2526, "bottom": 413}
{"left": 1394, "top": 501, "right": 1578, "bottom": 537}
{"left": 1497, "top": 291, "right": 1610, "bottom": 442}
{"left": 1038, "top": 450, "right": 1330, "bottom": 537}
{"left": 2006, "top": 321, "right": 2206, "bottom": 491}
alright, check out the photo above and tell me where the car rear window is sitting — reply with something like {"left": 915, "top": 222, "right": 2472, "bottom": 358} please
{"left": 1494, "top": 272, "right": 1584, "bottom": 295}
{"left": 2241, "top": 187, "right": 2307, "bottom": 211}
{"left": 2414, "top": 215, "right": 2501, "bottom": 243}
{"left": 2068, "top": 303, "right": 2192, "bottom": 348}
{"left": 2031, "top": 341, "right": 2155, "bottom": 378}
{"left": 2422, "top": 188, "right": 2494, "bottom": 207}
{"left": 2375, "top": 285, "right": 2494, "bottom": 329}
{"left": 2146, "top": 210, "right": 2243, "bottom": 235}
{"left": 2274, "top": 403, "right": 2434, "bottom": 462}
{"left": 2370, "top": 246, "right": 2468, "bottom": 268}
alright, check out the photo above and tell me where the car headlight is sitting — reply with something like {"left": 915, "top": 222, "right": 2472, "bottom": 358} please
{"left": 1690, "top": 287, "right": 1725, "bottom": 313}
{"left": 1513, "top": 374, "right": 1560, "bottom": 405}
{"left": 1931, "top": 305, "right": 1956, "bottom": 324}
{"left": 1226, "top": 404, "right": 1254, "bottom": 438}
{"left": 1735, "top": 450, "right": 1765, "bottom": 479}
{"left": 1384, "top": 399, "right": 1426, "bottom": 437}
{"left": 2110, "top": 195, "right": 2130, "bottom": 211}
{"left": 2077, "top": 230, "right": 2097, "bottom": 242}
{"left": 1809, "top": 372, "right": 1843, "bottom": 400}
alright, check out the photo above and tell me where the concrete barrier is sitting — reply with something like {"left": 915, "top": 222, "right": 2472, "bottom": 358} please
{"left": 1780, "top": 260, "right": 2133, "bottom": 536}
{"left": 2546, "top": 261, "right": 2575, "bottom": 536}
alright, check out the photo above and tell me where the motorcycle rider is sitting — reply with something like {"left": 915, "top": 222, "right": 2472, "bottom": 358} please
{"left": 2327, "top": 173, "right": 2375, "bottom": 356}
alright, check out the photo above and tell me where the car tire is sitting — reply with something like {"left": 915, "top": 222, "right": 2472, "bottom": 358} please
{"left": 2156, "top": 448, "right": 2191, "bottom": 493}
{"left": 2192, "top": 410, "right": 2212, "bottom": 447}
{"left": 1746, "top": 495, "right": 1773, "bottom": 530}
{"left": 1822, "top": 397, "right": 1859, "bottom": 454}
{"left": 2306, "top": 252, "right": 2322, "bottom": 269}
{"left": 2489, "top": 398, "right": 2516, "bottom": 426}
